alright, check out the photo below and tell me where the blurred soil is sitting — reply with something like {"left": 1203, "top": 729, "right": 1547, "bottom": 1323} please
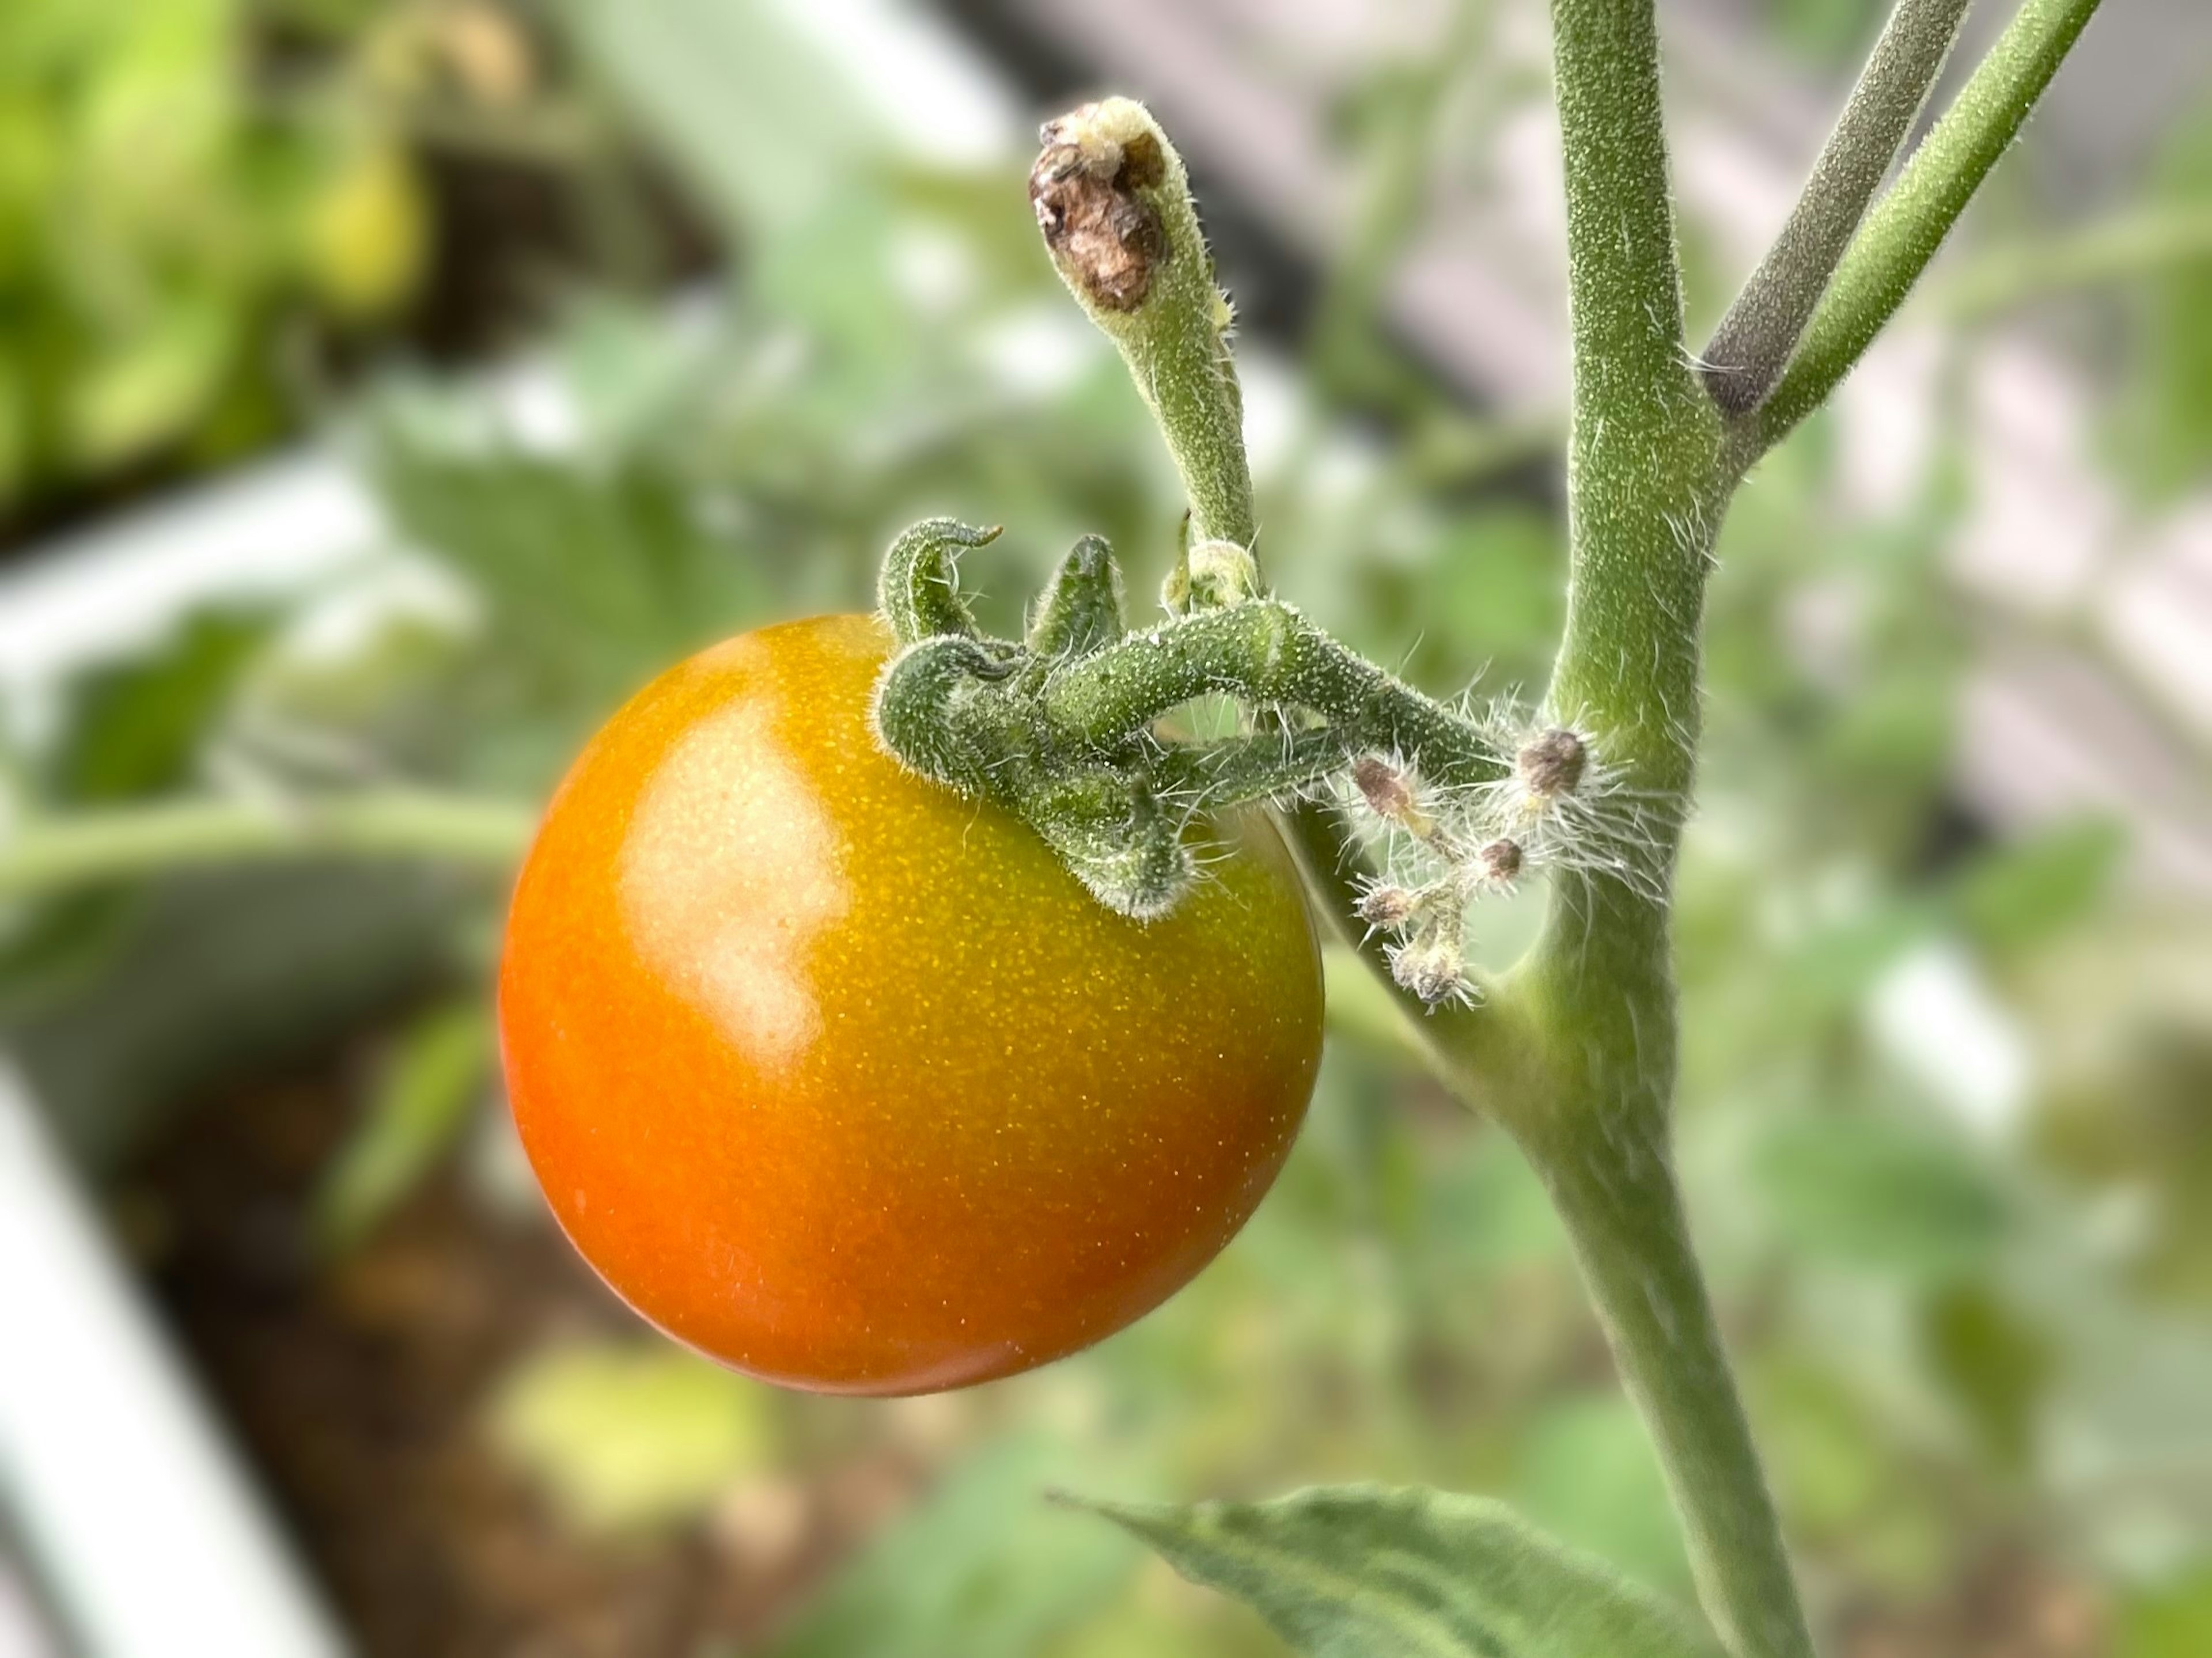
{"left": 122, "top": 1063, "right": 892, "bottom": 1658}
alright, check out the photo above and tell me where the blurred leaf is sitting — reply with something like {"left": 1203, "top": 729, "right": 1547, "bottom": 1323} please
{"left": 1778, "top": 898, "right": 1938, "bottom": 1017}
{"left": 1922, "top": 1284, "right": 2052, "bottom": 1471}
{"left": 1756, "top": 1363, "right": 1954, "bottom": 1598}
{"left": 314, "top": 996, "right": 490, "bottom": 1254}
{"left": 770, "top": 1435, "right": 1138, "bottom": 1658}
{"left": 1952, "top": 818, "right": 2124, "bottom": 956}
{"left": 2122, "top": 1566, "right": 2212, "bottom": 1658}
{"left": 489, "top": 1341, "right": 775, "bottom": 1534}
{"left": 6, "top": 865, "right": 461, "bottom": 1169}
{"left": 1426, "top": 508, "right": 1566, "bottom": 680}
{"left": 1752, "top": 1113, "right": 2010, "bottom": 1283}
{"left": 1513, "top": 1395, "right": 1691, "bottom": 1598}
{"left": 374, "top": 445, "right": 766, "bottom": 770}
{"left": 1074, "top": 1484, "right": 1722, "bottom": 1657}
{"left": 54, "top": 608, "right": 270, "bottom": 800}
{"left": 571, "top": 0, "right": 871, "bottom": 239}
{"left": 1431, "top": 1130, "right": 1565, "bottom": 1270}
{"left": 1, "top": 608, "right": 274, "bottom": 1016}
{"left": 62, "top": 294, "right": 239, "bottom": 471}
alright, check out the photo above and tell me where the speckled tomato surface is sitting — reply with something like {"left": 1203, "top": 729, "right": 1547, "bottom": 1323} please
{"left": 498, "top": 613, "right": 1323, "bottom": 1394}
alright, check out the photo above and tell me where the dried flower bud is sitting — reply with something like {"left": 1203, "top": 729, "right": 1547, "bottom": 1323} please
{"left": 1352, "top": 756, "right": 1419, "bottom": 822}
{"left": 1516, "top": 727, "right": 1587, "bottom": 799}
{"left": 1389, "top": 928, "right": 1468, "bottom": 1007}
{"left": 1477, "top": 838, "right": 1524, "bottom": 883}
{"left": 1354, "top": 882, "right": 1418, "bottom": 929}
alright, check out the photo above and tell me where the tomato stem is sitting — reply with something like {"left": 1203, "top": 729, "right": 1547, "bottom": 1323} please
{"left": 0, "top": 792, "right": 533, "bottom": 898}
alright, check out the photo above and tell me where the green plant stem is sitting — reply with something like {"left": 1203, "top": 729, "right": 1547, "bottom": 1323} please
{"left": 1544, "top": 0, "right": 1716, "bottom": 792}
{"left": 1539, "top": 4, "right": 1812, "bottom": 1656}
{"left": 1702, "top": 0, "right": 1973, "bottom": 414}
{"left": 1927, "top": 200, "right": 2212, "bottom": 319}
{"left": 1040, "top": 604, "right": 1503, "bottom": 785}
{"left": 1531, "top": 1110, "right": 1807, "bottom": 1658}
{"left": 1751, "top": 0, "right": 2108, "bottom": 457}
{"left": 0, "top": 793, "right": 535, "bottom": 900}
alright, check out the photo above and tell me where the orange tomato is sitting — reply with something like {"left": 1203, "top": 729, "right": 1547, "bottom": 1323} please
{"left": 498, "top": 613, "right": 1323, "bottom": 1394}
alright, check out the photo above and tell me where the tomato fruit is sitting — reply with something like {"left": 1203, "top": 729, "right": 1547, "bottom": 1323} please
{"left": 498, "top": 613, "right": 1324, "bottom": 1394}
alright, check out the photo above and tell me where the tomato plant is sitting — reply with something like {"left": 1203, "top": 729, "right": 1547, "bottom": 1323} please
{"left": 497, "top": 612, "right": 1323, "bottom": 1394}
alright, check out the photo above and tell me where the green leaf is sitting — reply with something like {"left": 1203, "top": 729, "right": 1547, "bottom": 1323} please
{"left": 570, "top": 0, "right": 873, "bottom": 240}
{"left": 488, "top": 1341, "right": 775, "bottom": 1535}
{"left": 373, "top": 446, "right": 766, "bottom": 771}
{"left": 313, "top": 996, "right": 491, "bottom": 1254}
{"left": 769, "top": 1435, "right": 1138, "bottom": 1658}
{"left": 1070, "top": 1484, "right": 1723, "bottom": 1658}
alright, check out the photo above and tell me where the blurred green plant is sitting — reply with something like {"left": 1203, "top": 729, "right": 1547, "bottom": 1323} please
{"left": 0, "top": 0, "right": 426, "bottom": 513}
{"left": 1, "top": 1, "right": 2207, "bottom": 1655}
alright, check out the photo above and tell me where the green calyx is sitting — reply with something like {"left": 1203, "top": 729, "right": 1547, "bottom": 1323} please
{"left": 868, "top": 521, "right": 1626, "bottom": 1019}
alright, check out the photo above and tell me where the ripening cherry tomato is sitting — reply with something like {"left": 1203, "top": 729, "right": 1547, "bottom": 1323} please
{"left": 498, "top": 613, "right": 1323, "bottom": 1394}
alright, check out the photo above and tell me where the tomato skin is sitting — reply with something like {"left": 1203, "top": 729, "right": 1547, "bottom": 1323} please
{"left": 498, "top": 613, "right": 1323, "bottom": 1394}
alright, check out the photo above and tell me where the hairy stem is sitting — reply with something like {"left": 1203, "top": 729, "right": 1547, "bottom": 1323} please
{"left": 1702, "top": 0, "right": 1974, "bottom": 415}
{"left": 1752, "top": 0, "right": 2108, "bottom": 456}
{"left": 0, "top": 793, "right": 535, "bottom": 899}
{"left": 1541, "top": 5, "right": 1812, "bottom": 1656}
{"left": 1040, "top": 603, "right": 1503, "bottom": 785}
{"left": 1544, "top": 0, "right": 1717, "bottom": 794}
{"left": 1525, "top": 1105, "right": 1811, "bottom": 1658}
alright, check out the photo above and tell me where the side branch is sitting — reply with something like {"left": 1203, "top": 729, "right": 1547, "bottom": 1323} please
{"left": 1751, "top": 0, "right": 2108, "bottom": 456}
{"left": 1040, "top": 603, "right": 1504, "bottom": 786}
{"left": 0, "top": 793, "right": 535, "bottom": 900}
{"left": 1702, "top": 0, "right": 1974, "bottom": 415}
{"left": 1030, "top": 97, "right": 1255, "bottom": 551}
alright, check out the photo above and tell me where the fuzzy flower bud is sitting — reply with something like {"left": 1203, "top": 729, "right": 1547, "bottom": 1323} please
{"left": 1516, "top": 727, "right": 1587, "bottom": 800}
{"left": 1388, "top": 925, "right": 1469, "bottom": 1008}
{"left": 1352, "top": 755, "right": 1430, "bottom": 832}
{"left": 1476, "top": 837, "right": 1524, "bottom": 884}
{"left": 1354, "top": 881, "right": 1418, "bottom": 930}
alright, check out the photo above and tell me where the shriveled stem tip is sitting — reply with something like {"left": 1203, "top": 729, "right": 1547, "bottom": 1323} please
{"left": 1029, "top": 100, "right": 1171, "bottom": 313}
{"left": 1025, "top": 97, "right": 1256, "bottom": 552}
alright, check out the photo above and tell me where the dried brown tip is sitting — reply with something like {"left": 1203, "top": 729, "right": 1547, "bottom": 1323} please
{"left": 1029, "top": 101, "right": 1169, "bottom": 312}
{"left": 1516, "top": 727, "right": 1587, "bottom": 799}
